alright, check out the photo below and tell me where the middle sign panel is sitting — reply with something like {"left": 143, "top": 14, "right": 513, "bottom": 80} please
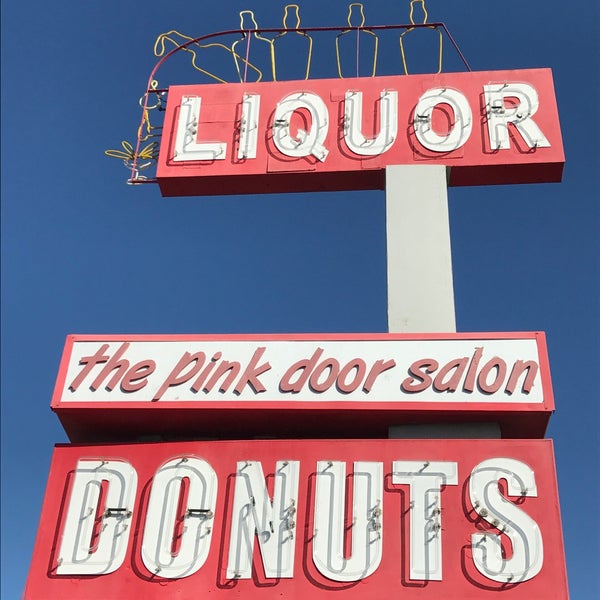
{"left": 52, "top": 332, "right": 553, "bottom": 441}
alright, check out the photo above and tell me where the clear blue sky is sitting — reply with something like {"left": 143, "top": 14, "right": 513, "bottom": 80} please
{"left": 1, "top": 1, "right": 598, "bottom": 598}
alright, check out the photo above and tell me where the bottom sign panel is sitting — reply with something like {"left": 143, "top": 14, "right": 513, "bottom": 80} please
{"left": 25, "top": 439, "right": 568, "bottom": 599}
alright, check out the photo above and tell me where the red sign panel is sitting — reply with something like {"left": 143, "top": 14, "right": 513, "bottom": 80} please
{"left": 156, "top": 68, "right": 564, "bottom": 197}
{"left": 25, "top": 439, "right": 568, "bottom": 599}
{"left": 51, "top": 332, "right": 554, "bottom": 441}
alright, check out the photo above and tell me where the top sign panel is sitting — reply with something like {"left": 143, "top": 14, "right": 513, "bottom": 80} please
{"left": 157, "top": 68, "right": 564, "bottom": 196}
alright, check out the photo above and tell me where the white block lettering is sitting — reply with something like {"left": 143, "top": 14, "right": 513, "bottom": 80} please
{"left": 392, "top": 460, "right": 458, "bottom": 581}
{"left": 470, "top": 458, "right": 543, "bottom": 584}
{"left": 226, "top": 460, "right": 300, "bottom": 579}
{"left": 344, "top": 90, "right": 398, "bottom": 156}
{"left": 57, "top": 460, "right": 137, "bottom": 575}
{"left": 141, "top": 457, "right": 218, "bottom": 578}
{"left": 484, "top": 83, "right": 550, "bottom": 150}
{"left": 414, "top": 88, "right": 473, "bottom": 152}
{"left": 238, "top": 93, "right": 260, "bottom": 160}
{"left": 174, "top": 96, "right": 227, "bottom": 161}
{"left": 313, "top": 461, "right": 383, "bottom": 582}
{"left": 272, "top": 93, "right": 329, "bottom": 162}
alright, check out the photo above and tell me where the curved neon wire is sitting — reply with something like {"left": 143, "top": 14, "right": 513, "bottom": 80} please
{"left": 128, "top": 22, "right": 471, "bottom": 182}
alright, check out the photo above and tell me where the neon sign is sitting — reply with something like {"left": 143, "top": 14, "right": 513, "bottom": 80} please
{"left": 25, "top": 439, "right": 568, "bottom": 599}
{"left": 156, "top": 69, "right": 563, "bottom": 196}
{"left": 51, "top": 333, "right": 554, "bottom": 441}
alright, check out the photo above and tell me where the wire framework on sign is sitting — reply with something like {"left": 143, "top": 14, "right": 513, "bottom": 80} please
{"left": 335, "top": 3, "right": 379, "bottom": 78}
{"left": 273, "top": 4, "right": 313, "bottom": 81}
{"left": 104, "top": 2, "right": 471, "bottom": 186}
{"left": 400, "top": 0, "right": 444, "bottom": 75}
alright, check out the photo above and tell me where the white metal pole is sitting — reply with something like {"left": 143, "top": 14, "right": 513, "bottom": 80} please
{"left": 385, "top": 165, "right": 500, "bottom": 439}
{"left": 385, "top": 165, "right": 456, "bottom": 333}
